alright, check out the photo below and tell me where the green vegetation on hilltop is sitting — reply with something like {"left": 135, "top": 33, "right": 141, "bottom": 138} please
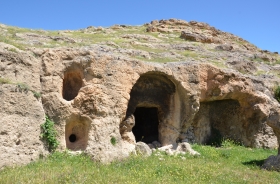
{"left": 0, "top": 142, "right": 279, "bottom": 184}
{"left": 1, "top": 21, "right": 280, "bottom": 77}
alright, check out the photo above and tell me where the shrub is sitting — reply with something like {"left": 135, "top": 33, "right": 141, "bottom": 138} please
{"left": 275, "top": 86, "right": 280, "bottom": 102}
{"left": 110, "top": 137, "right": 117, "bottom": 146}
{"left": 32, "top": 91, "right": 41, "bottom": 99}
{"left": 16, "top": 83, "right": 30, "bottom": 92}
{"left": 41, "top": 116, "right": 59, "bottom": 152}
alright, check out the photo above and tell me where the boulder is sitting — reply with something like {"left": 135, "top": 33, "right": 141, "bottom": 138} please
{"left": 135, "top": 142, "right": 152, "bottom": 157}
{"left": 176, "top": 142, "right": 200, "bottom": 156}
{"left": 262, "top": 155, "right": 280, "bottom": 171}
{"left": 180, "top": 31, "right": 222, "bottom": 44}
{"left": 215, "top": 44, "right": 233, "bottom": 51}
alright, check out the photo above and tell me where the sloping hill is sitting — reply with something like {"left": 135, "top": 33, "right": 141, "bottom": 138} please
{"left": 1, "top": 19, "right": 280, "bottom": 171}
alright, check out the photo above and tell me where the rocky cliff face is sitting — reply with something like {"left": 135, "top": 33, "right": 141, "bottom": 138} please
{"left": 0, "top": 43, "right": 47, "bottom": 169}
{"left": 1, "top": 19, "right": 280, "bottom": 169}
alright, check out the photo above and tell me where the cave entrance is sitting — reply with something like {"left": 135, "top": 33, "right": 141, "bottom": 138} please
{"left": 121, "top": 72, "right": 178, "bottom": 145}
{"left": 132, "top": 107, "right": 159, "bottom": 143}
{"left": 192, "top": 99, "right": 243, "bottom": 147}
{"left": 63, "top": 71, "right": 83, "bottom": 101}
{"left": 65, "top": 115, "right": 90, "bottom": 151}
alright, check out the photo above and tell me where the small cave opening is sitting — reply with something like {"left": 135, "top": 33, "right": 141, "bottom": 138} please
{"left": 132, "top": 107, "right": 159, "bottom": 143}
{"left": 69, "top": 134, "right": 77, "bottom": 143}
{"left": 65, "top": 116, "right": 90, "bottom": 151}
{"left": 192, "top": 99, "right": 243, "bottom": 146}
{"left": 63, "top": 71, "right": 83, "bottom": 101}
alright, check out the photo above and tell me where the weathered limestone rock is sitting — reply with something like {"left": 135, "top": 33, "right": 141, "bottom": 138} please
{"left": 0, "top": 43, "right": 47, "bottom": 169}
{"left": 157, "top": 144, "right": 173, "bottom": 151}
{"left": 176, "top": 142, "right": 200, "bottom": 156}
{"left": 191, "top": 65, "right": 279, "bottom": 148}
{"left": 180, "top": 31, "right": 222, "bottom": 44}
{"left": 120, "top": 115, "right": 136, "bottom": 144}
{"left": 37, "top": 47, "right": 280, "bottom": 162}
{"left": 135, "top": 142, "right": 152, "bottom": 157}
{"left": 215, "top": 44, "right": 233, "bottom": 51}
{"left": 156, "top": 143, "right": 200, "bottom": 156}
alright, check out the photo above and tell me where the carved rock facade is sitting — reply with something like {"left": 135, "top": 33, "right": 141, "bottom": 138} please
{"left": 1, "top": 44, "right": 280, "bottom": 169}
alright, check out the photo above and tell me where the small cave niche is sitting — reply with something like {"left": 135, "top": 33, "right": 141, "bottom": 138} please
{"left": 192, "top": 99, "right": 242, "bottom": 146}
{"left": 132, "top": 107, "right": 159, "bottom": 143}
{"left": 62, "top": 70, "right": 83, "bottom": 101}
{"left": 65, "top": 116, "right": 90, "bottom": 151}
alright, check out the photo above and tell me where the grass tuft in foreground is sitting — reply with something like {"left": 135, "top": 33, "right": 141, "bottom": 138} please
{"left": 0, "top": 142, "right": 279, "bottom": 184}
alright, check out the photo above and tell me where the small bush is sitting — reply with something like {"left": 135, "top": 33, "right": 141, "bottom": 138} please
{"left": 221, "top": 139, "right": 241, "bottom": 148}
{"left": 110, "top": 137, "right": 117, "bottom": 146}
{"left": 41, "top": 116, "right": 59, "bottom": 152}
{"left": 16, "top": 83, "right": 30, "bottom": 92}
{"left": 32, "top": 91, "right": 41, "bottom": 99}
{"left": 275, "top": 86, "right": 280, "bottom": 102}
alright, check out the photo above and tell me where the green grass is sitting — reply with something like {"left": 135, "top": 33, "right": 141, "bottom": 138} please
{"left": 1, "top": 142, "right": 279, "bottom": 184}
{"left": 210, "top": 59, "right": 227, "bottom": 68}
{"left": 274, "top": 85, "right": 280, "bottom": 102}
{"left": 0, "top": 77, "right": 13, "bottom": 84}
{"left": 180, "top": 50, "right": 199, "bottom": 58}
{"left": 134, "top": 55, "right": 178, "bottom": 63}
{"left": 275, "top": 59, "right": 280, "bottom": 65}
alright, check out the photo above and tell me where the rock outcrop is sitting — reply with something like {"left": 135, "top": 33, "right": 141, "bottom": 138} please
{"left": 1, "top": 19, "right": 280, "bottom": 170}
{"left": 0, "top": 43, "right": 47, "bottom": 169}
{"left": 38, "top": 47, "right": 279, "bottom": 152}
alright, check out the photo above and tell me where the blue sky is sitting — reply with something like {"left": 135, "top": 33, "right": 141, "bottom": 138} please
{"left": 1, "top": 0, "right": 279, "bottom": 52}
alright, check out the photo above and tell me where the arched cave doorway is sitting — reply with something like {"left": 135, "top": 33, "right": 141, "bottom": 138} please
{"left": 121, "top": 72, "right": 178, "bottom": 145}
{"left": 62, "top": 66, "right": 83, "bottom": 101}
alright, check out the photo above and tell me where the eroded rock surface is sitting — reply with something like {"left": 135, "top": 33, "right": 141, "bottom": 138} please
{"left": 0, "top": 43, "right": 47, "bottom": 169}
{"left": 38, "top": 47, "right": 280, "bottom": 156}
{"left": 135, "top": 142, "right": 152, "bottom": 157}
{"left": 1, "top": 19, "right": 280, "bottom": 169}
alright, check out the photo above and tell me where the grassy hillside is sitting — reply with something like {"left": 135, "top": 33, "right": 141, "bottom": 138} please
{"left": 1, "top": 141, "right": 279, "bottom": 184}
{"left": 1, "top": 20, "right": 279, "bottom": 77}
